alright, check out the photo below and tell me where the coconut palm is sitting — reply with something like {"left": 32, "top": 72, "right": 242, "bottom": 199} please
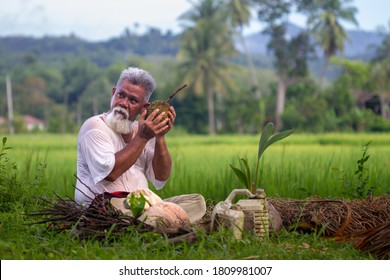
{"left": 305, "top": 0, "right": 358, "bottom": 85}
{"left": 252, "top": 0, "right": 314, "bottom": 131}
{"left": 226, "top": 0, "right": 261, "bottom": 98}
{"left": 178, "top": 0, "right": 237, "bottom": 134}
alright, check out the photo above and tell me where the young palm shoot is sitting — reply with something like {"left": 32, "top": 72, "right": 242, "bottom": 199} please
{"left": 230, "top": 122, "right": 294, "bottom": 194}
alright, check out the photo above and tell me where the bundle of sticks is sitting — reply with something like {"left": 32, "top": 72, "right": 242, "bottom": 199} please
{"left": 28, "top": 193, "right": 195, "bottom": 244}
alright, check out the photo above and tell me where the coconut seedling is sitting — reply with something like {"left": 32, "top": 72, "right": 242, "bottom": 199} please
{"left": 230, "top": 122, "right": 294, "bottom": 194}
{"left": 146, "top": 84, "right": 187, "bottom": 121}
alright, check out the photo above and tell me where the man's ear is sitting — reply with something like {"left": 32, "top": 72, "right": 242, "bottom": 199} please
{"left": 112, "top": 87, "right": 116, "bottom": 95}
{"left": 143, "top": 102, "right": 150, "bottom": 109}
{"left": 140, "top": 102, "right": 150, "bottom": 115}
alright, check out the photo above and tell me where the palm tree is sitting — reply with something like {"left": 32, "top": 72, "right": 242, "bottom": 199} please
{"left": 226, "top": 0, "right": 261, "bottom": 98}
{"left": 305, "top": 0, "right": 358, "bottom": 85}
{"left": 178, "top": 0, "right": 237, "bottom": 134}
{"left": 252, "top": 0, "right": 313, "bottom": 131}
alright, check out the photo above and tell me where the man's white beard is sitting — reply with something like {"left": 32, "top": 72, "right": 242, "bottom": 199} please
{"left": 106, "top": 107, "right": 133, "bottom": 134}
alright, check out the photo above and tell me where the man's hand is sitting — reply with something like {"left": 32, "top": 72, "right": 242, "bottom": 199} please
{"left": 160, "top": 106, "right": 176, "bottom": 137}
{"left": 138, "top": 106, "right": 176, "bottom": 139}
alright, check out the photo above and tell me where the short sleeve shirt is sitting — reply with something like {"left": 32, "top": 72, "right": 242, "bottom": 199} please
{"left": 75, "top": 114, "right": 166, "bottom": 205}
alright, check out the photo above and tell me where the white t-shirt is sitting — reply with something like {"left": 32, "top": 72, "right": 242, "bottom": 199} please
{"left": 75, "top": 113, "right": 166, "bottom": 205}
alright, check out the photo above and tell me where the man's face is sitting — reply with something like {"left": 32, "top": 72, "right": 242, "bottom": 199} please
{"left": 110, "top": 80, "right": 149, "bottom": 121}
{"left": 106, "top": 80, "right": 149, "bottom": 134}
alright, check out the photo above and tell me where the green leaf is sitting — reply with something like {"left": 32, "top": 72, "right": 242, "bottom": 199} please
{"left": 229, "top": 164, "right": 250, "bottom": 188}
{"left": 128, "top": 193, "right": 146, "bottom": 219}
{"left": 240, "top": 157, "right": 251, "bottom": 188}
{"left": 258, "top": 122, "right": 275, "bottom": 160}
{"left": 264, "top": 129, "right": 294, "bottom": 150}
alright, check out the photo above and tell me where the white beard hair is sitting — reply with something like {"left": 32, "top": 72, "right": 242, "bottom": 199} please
{"left": 106, "top": 107, "right": 133, "bottom": 134}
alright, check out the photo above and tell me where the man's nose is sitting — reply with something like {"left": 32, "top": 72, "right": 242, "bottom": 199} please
{"left": 119, "top": 99, "right": 129, "bottom": 109}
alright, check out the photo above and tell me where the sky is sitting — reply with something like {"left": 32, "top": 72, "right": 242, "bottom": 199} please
{"left": 0, "top": 0, "right": 389, "bottom": 42}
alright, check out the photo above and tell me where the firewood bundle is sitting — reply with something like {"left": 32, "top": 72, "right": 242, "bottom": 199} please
{"left": 28, "top": 193, "right": 195, "bottom": 243}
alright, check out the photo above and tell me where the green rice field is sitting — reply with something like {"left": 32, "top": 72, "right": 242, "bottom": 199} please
{"left": 5, "top": 132, "right": 390, "bottom": 201}
{"left": 1, "top": 132, "right": 389, "bottom": 260}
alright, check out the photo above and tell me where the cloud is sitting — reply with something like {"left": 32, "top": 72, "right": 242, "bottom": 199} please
{"left": 0, "top": 0, "right": 193, "bottom": 41}
{"left": 1, "top": 0, "right": 389, "bottom": 41}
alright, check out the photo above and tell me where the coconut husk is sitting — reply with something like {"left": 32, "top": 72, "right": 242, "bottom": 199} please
{"left": 269, "top": 195, "right": 390, "bottom": 259}
{"left": 269, "top": 195, "right": 390, "bottom": 235}
{"left": 349, "top": 220, "right": 390, "bottom": 259}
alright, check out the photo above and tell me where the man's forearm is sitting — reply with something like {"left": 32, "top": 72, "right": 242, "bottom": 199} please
{"left": 152, "top": 136, "right": 172, "bottom": 181}
{"left": 106, "top": 135, "right": 149, "bottom": 181}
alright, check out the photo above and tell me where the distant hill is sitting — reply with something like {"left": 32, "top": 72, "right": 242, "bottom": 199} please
{"left": 0, "top": 22, "right": 385, "bottom": 71}
{"left": 0, "top": 30, "right": 180, "bottom": 68}
{"left": 344, "top": 29, "right": 384, "bottom": 59}
{"left": 237, "top": 22, "right": 385, "bottom": 61}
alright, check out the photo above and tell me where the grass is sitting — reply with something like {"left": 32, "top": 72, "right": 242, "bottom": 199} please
{"left": 1, "top": 216, "right": 370, "bottom": 260}
{"left": 1, "top": 132, "right": 389, "bottom": 260}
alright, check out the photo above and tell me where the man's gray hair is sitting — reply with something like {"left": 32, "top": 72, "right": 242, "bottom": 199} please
{"left": 116, "top": 67, "right": 156, "bottom": 101}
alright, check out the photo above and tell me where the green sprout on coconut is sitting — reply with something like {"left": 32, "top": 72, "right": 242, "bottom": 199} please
{"left": 230, "top": 122, "right": 294, "bottom": 194}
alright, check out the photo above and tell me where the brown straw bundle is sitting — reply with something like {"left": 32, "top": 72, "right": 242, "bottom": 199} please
{"left": 269, "top": 195, "right": 390, "bottom": 259}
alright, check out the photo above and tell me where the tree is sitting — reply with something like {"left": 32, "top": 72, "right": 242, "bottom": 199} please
{"left": 302, "top": 0, "right": 358, "bottom": 85}
{"left": 226, "top": 0, "right": 261, "bottom": 97}
{"left": 252, "top": 0, "right": 314, "bottom": 130}
{"left": 282, "top": 80, "right": 328, "bottom": 132}
{"left": 81, "top": 75, "right": 112, "bottom": 120}
{"left": 61, "top": 57, "right": 100, "bottom": 132}
{"left": 370, "top": 22, "right": 390, "bottom": 120}
{"left": 178, "top": 0, "right": 237, "bottom": 134}
{"left": 5, "top": 61, "right": 63, "bottom": 130}
{"left": 324, "top": 58, "right": 366, "bottom": 130}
